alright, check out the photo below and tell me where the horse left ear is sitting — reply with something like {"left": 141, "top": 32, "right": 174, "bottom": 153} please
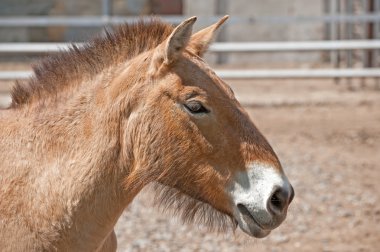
{"left": 149, "top": 17, "right": 196, "bottom": 75}
{"left": 188, "top": 15, "right": 229, "bottom": 57}
{"left": 164, "top": 16, "right": 197, "bottom": 64}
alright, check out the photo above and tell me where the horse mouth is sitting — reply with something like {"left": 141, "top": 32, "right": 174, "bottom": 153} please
{"left": 235, "top": 204, "right": 271, "bottom": 238}
{"left": 237, "top": 204, "right": 265, "bottom": 228}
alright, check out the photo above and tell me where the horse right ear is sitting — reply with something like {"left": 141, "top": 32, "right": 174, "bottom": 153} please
{"left": 187, "top": 15, "right": 229, "bottom": 57}
{"left": 149, "top": 17, "right": 197, "bottom": 75}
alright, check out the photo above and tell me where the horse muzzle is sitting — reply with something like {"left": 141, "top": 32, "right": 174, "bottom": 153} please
{"left": 228, "top": 162, "right": 294, "bottom": 238}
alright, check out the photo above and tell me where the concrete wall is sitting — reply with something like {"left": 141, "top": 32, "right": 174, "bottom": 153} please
{"left": 0, "top": 0, "right": 183, "bottom": 42}
{"left": 0, "top": 0, "right": 54, "bottom": 42}
{"left": 185, "top": 0, "right": 324, "bottom": 65}
{"left": 230, "top": 0, "right": 324, "bottom": 64}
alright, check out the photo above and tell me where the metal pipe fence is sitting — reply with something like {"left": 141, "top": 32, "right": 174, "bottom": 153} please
{"left": 1, "top": 14, "right": 380, "bottom": 27}
{"left": 0, "top": 40, "right": 379, "bottom": 54}
{"left": 2, "top": 68, "right": 380, "bottom": 80}
{"left": 0, "top": 0, "right": 379, "bottom": 80}
{"left": 0, "top": 40, "right": 379, "bottom": 80}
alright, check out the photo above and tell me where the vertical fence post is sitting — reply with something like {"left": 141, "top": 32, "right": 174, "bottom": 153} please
{"left": 362, "top": 0, "right": 369, "bottom": 68}
{"left": 102, "top": 0, "right": 112, "bottom": 26}
{"left": 345, "top": 0, "right": 353, "bottom": 68}
{"left": 324, "top": 0, "right": 332, "bottom": 63}
{"left": 330, "top": 0, "right": 337, "bottom": 67}
{"left": 367, "top": 0, "right": 375, "bottom": 68}
{"left": 330, "top": 0, "right": 341, "bottom": 83}
{"left": 345, "top": 0, "right": 353, "bottom": 85}
{"left": 375, "top": 0, "right": 380, "bottom": 67}
{"left": 374, "top": 0, "right": 380, "bottom": 87}
{"left": 215, "top": 0, "right": 228, "bottom": 64}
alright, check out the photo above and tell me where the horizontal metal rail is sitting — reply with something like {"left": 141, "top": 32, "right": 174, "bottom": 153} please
{"left": 1, "top": 69, "right": 380, "bottom": 80}
{"left": 216, "top": 69, "right": 380, "bottom": 78}
{"left": 211, "top": 40, "right": 380, "bottom": 52}
{"left": 1, "top": 14, "right": 380, "bottom": 27}
{"left": 1, "top": 40, "right": 380, "bottom": 54}
{"left": 0, "top": 71, "right": 31, "bottom": 80}
{"left": 0, "top": 43, "right": 74, "bottom": 53}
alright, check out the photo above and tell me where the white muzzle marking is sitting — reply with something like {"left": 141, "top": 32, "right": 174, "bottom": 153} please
{"left": 228, "top": 162, "right": 292, "bottom": 238}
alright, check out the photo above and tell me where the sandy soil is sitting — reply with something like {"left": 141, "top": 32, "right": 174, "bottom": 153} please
{"left": 1, "top": 68, "right": 379, "bottom": 251}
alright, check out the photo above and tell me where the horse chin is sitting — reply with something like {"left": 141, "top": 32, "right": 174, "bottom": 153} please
{"left": 237, "top": 220, "right": 271, "bottom": 238}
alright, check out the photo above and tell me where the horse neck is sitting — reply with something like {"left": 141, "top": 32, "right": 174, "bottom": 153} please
{"left": 0, "top": 67, "right": 144, "bottom": 250}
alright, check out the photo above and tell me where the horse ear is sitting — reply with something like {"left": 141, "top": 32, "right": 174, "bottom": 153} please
{"left": 163, "top": 16, "right": 197, "bottom": 64}
{"left": 149, "top": 17, "right": 196, "bottom": 75}
{"left": 188, "top": 15, "right": 229, "bottom": 57}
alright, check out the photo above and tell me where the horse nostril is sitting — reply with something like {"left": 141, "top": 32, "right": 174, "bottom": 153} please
{"left": 271, "top": 192, "right": 283, "bottom": 209}
{"left": 270, "top": 190, "right": 284, "bottom": 212}
{"left": 267, "top": 187, "right": 290, "bottom": 215}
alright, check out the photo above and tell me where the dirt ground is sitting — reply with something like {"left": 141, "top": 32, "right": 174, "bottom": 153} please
{"left": 1, "top": 70, "right": 379, "bottom": 251}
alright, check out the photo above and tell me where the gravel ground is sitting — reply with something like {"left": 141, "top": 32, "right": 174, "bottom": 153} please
{"left": 1, "top": 67, "right": 379, "bottom": 251}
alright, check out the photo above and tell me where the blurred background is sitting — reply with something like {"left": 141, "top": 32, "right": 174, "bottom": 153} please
{"left": 0, "top": 0, "right": 379, "bottom": 251}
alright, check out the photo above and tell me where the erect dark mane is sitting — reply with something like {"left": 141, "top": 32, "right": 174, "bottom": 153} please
{"left": 10, "top": 19, "right": 174, "bottom": 107}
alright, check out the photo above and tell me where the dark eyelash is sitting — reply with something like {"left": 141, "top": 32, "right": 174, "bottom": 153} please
{"left": 184, "top": 101, "right": 209, "bottom": 114}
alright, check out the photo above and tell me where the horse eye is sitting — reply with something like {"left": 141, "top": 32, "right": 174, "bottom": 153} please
{"left": 184, "top": 101, "right": 209, "bottom": 114}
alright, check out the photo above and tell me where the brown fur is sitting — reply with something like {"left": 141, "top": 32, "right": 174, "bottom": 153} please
{"left": 0, "top": 17, "right": 282, "bottom": 251}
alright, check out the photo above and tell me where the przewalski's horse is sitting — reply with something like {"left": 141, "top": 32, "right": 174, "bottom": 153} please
{"left": 0, "top": 16, "right": 294, "bottom": 251}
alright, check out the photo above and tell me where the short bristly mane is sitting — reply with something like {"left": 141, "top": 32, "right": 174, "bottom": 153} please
{"left": 10, "top": 19, "right": 173, "bottom": 107}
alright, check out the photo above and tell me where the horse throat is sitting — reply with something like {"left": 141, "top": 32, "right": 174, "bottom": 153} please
{"left": 0, "top": 84, "right": 139, "bottom": 250}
